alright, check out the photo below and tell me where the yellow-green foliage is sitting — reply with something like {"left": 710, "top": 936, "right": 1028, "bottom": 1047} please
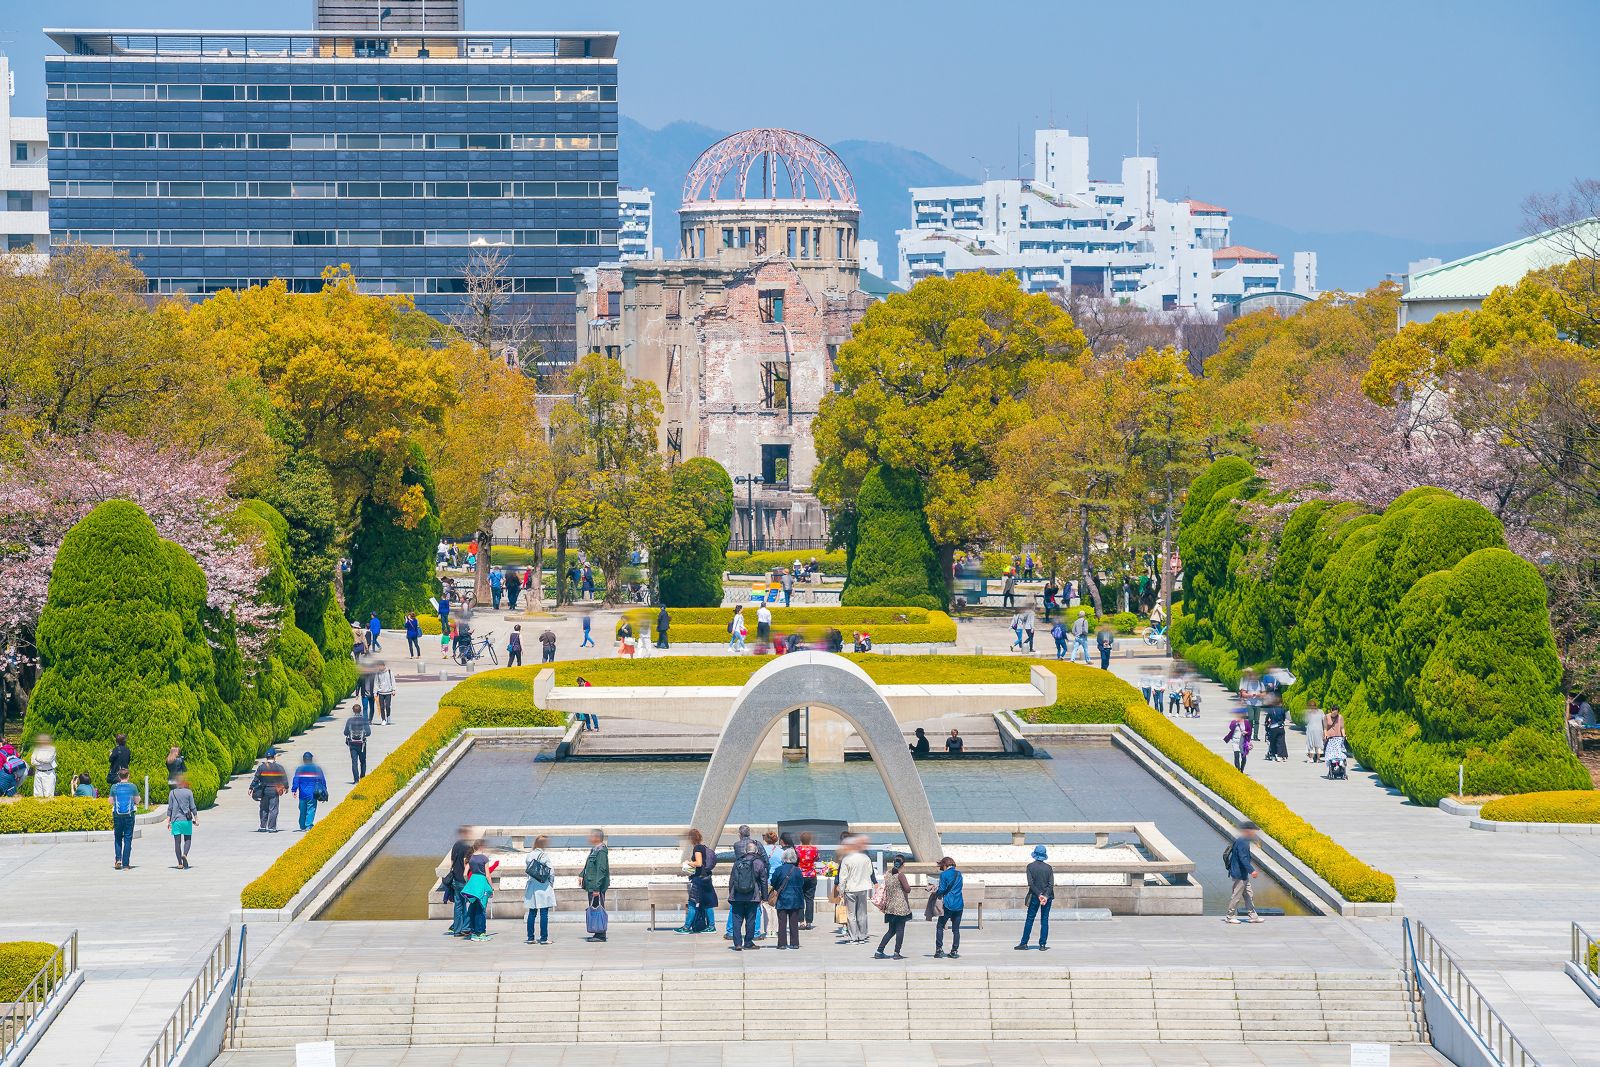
{"left": 547, "top": 654, "right": 1029, "bottom": 688}
{"left": 1025, "top": 664, "right": 1396, "bottom": 903}
{"left": 657, "top": 606, "right": 956, "bottom": 644}
{"left": 0, "top": 941, "right": 60, "bottom": 1000}
{"left": 726, "top": 550, "right": 847, "bottom": 576}
{"left": 239, "top": 695, "right": 561, "bottom": 909}
{"left": 0, "top": 797, "right": 123, "bottom": 833}
{"left": 1479, "top": 791, "right": 1600, "bottom": 824}
{"left": 438, "top": 672, "right": 567, "bottom": 727}
{"left": 417, "top": 613, "right": 442, "bottom": 635}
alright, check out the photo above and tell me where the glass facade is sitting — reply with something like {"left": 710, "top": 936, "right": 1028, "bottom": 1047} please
{"left": 45, "top": 31, "right": 618, "bottom": 361}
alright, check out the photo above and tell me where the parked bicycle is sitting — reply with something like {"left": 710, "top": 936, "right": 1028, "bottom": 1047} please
{"left": 455, "top": 631, "right": 498, "bottom": 666}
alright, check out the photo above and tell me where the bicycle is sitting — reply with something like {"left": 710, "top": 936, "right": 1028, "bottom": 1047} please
{"left": 455, "top": 632, "right": 498, "bottom": 666}
{"left": 1143, "top": 622, "right": 1168, "bottom": 647}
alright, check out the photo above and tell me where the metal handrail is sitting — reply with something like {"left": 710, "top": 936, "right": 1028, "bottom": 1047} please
{"left": 223, "top": 924, "right": 248, "bottom": 1051}
{"left": 0, "top": 930, "right": 77, "bottom": 1059}
{"left": 1406, "top": 918, "right": 1540, "bottom": 1067}
{"left": 1573, "top": 921, "right": 1599, "bottom": 979}
{"left": 138, "top": 927, "right": 232, "bottom": 1067}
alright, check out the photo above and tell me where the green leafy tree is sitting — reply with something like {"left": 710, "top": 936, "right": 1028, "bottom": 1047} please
{"left": 344, "top": 444, "right": 443, "bottom": 625}
{"left": 656, "top": 458, "right": 735, "bottom": 608}
{"left": 841, "top": 467, "right": 945, "bottom": 611}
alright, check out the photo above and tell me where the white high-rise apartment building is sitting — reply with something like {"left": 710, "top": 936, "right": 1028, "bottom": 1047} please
{"left": 618, "top": 187, "right": 655, "bottom": 260}
{"left": 898, "top": 129, "right": 1310, "bottom": 314}
{"left": 1, "top": 56, "right": 49, "bottom": 265}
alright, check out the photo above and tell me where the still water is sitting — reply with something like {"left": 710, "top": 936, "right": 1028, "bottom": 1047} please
{"left": 318, "top": 742, "right": 1309, "bottom": 920}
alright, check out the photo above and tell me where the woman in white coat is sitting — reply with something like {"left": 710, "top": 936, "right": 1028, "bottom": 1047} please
{"left": 29, "top": 735, "right": 56, "bottom": 798}
{"left": 524, "top": 834, "right": 557, "bottom": 945}
{"left": 1303, "top": 702, "right": 1326, "bottom": 763}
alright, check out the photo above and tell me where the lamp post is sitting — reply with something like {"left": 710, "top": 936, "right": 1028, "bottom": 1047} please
{"left": 734, "top": 473, "right": 764, "bottom": 551}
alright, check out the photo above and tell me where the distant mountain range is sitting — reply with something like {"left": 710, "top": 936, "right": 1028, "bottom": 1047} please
{"left": 619, "top": 116, "right": 1492, "bottom": 291}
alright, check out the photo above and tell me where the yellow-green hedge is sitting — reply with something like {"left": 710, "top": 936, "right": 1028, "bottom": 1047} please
{"left": 238, "top": 694, "right": 562, "bottom": 910}
{"left": 0, "top": 797, "right": 153, "bottom": 834}
{"left": 647, "top": 607, "right": 957, "bottom": 645}
{"left": 548, "top": 654, "right": 1032, "bottom": 688}
{"left": 1026, "top": 664, "right": 1396, "bottom": 903}
{"left": 417, "top": 613, "right": 442, "bottom": 636}
{"left": 725, "top": 549, "right": 846, "bottom": 576}
{"left": 1479, "top": 791, "right": 1600, "bottom": 824}
{"left": 0, "top": 941, "right": 60, "bottom": 1000}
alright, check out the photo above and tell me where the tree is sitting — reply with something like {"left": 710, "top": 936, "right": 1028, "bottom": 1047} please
{"left": 655, "top": 458, "right": 735, "bottom": 607}
{"left": 344, "top": 445, "right": 443, "bottom": 625}
{"left": 841, "top": 466, "right": 945, "bottom": 611}
{"left": 815, "top": 272, "right": 1085, "bottom": 577}
{"left": 449, "top": 249, "right": 544, "bottom": 371}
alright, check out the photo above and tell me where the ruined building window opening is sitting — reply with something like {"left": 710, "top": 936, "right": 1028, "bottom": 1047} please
{"left": 664, "top": 288, "right": 682, "bottom": 319}
{"left": 826, "top": 343, "right": 840, "bottom": 377}
{"left": 761, "top": 443, "right": 791, "bottom": 489}
{"left": 786, "top": 228, "right": 797, "bottom": 259}
{"left": 666, "top": 345, "right": 682, "bottom": 394}
{"left": 754, "top": 227, "right": 767, "bottom": 254}
{"left": 605, "top": 290, "right": 621, "bottom": 317}
{"left": 666, "top": 426, "right": 683, "bottom": 460}
{"left": 722, "top": 227, "right": 735, "bottom": 249}
{"left": 738, "top": 227, "right": 751, "bottom": 248}
{"left": 603, "top": 344, "right": 620, "bottom": 359}
{"left": 758, "top": 289, "right": 785, "bottom": 323}
{"left": 759, "top": 361, "right": 790, "bottom": 412}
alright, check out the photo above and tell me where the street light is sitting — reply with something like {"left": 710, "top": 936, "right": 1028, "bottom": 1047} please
{"left": 734, "top": 473, "right": 764, "bottom": 551}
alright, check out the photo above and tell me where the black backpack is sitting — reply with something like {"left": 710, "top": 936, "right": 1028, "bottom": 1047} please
{"left": 1222, "top": 843, "right": 1235, "bottom": 872}
{"left": 730, "top": 853, "right": 758, "bottom": 897}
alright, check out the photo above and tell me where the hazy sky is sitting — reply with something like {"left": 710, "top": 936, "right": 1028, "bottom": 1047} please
{"left": 5, "top": 0, "right": 1596, "bottom": 248}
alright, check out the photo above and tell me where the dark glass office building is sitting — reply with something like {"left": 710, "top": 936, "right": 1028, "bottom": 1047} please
{"left": 44, "top": 25, "right": 618, "bottom": 362}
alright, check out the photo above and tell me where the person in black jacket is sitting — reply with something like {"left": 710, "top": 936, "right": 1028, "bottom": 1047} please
{"left": 107, "top": 734, "right": 131, "bottom": 790}
{"left": 444, "top": 827, "right": 475, "bottom": 937}
{"left": 1016, "top": 844, "right": 1055, "bottom": 950}
{"left": 909, "top": 728, "right": 931, "bottom": 757}
{"left": 656, "top": 606, "right": 671, "bottom": 649}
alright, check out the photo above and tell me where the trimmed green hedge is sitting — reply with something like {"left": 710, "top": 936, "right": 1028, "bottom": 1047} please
{"left": 1024, "top": 663, "right": 1396, "bottom": 903}
{"left": 1479, "top": 791, "right": 1600, "bottom": 824}
{"left": 0, "top": 942, "right": 60, "bottom": 1000}
{"left": 547, "top": 655, "right": 1032, "bottom": 688}
{"left": 841, "top": 467, "right": 945, "bottom": 611}
{"left": 726, "top": 549, "right": 847, "bottom": 577}
{"left": 345, "top": 446, "right": 443, "bottom": 627}
{"left": 0, "top": 798, "right": 117, "bottom": 833}
{"left": 658, "top": 458, "right": 734, "bottom": 608}
{"left": 239, "top": 693, "right": 560, "bottom": 910}
{"left": 650, "top": 606, "right": 956, "bottom": 644}
{"left": 1176, "top": 459, "right": 1589, "bottom": 806}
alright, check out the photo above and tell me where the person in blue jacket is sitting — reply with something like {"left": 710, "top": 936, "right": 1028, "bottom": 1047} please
{"left": 366, "top": 612, "right": 383, "bottom": 652}
{"left": 770, "top": 847, "right": 805, "bottom": 949}
{"left": 933, "top": 855, "right": 965, "bottom": 958}
{"left": 404, "top": 612, "right": 422, "bottom": 658}
{"left": 1224, "top": 822, "right": 1263, "bottom": 924}
{"left": 291, "top": 752, "right": 328, "bottom": 831}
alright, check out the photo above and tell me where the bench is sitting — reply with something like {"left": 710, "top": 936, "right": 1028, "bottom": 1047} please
{"left": 647, "top": 882, "right": 686, "bottom": 930}
{"left": 913, "top": 880, "right": 986, "bottom": 928}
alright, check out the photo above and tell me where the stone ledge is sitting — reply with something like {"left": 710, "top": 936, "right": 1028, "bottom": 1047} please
{"left": 1436, "top": 797, "right": 1481, "bottom": 817}
{"left": 1469, "top": 817, "right": 1600, "bottom": 834}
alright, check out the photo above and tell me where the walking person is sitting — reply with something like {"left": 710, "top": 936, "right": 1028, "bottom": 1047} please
{"left": 1264, "top": 701, "right": 1289, "bottom": 761}
{"left": 1305, "top": 702, "right": 1327, "bottom": 763}
{"left": 729, "top": 605, "right": 747, "bottom": 652}
{"left": 1001, "top": 571, "right": 1016, "bottom": 608}
{"left": 933, "top": 856, "right": 964, "bottom": 959}
{"left": 1016, "top": 844, "right": 1054, "bottom": 950}
{"left": 838, "top": 835, "right": 875, "bottom": 943}
{"left": 375, "top": 662, "right": 396, "bottom": 724}
{"left": 291, "top": 752, "right": 328, "bottom": 831}
{"left": 1051, "top": 618, "right": 1067, "bottom": 660}
{"left": 679, "top": 828, "right": 718, "bottom": 933}
{"left": 524, "top": 834, "right": 556, "bottom": 944}
{"left": 358, "top": 666, "right": 377, "bottom": 720}
{"left": 873, "top": 855, "right": 914, "bottom": 960}
{"left": 656, "top": 605, "right": 671, "bottom": 649}
{"left": 506, "top": 625, "right": 523, "bottom": 667}
{"left": 367, "top": 611, "right": 383, "bottom": 652}
{"left": 167, "top": 746, "right": 187, "bottom": 789}
{"left": 796, "top": 831, "right": 819, "bottom": 930}
{"left": 1009, "top": 611, "right": 1025, "bottom": 652}
{"left": 168, "top": 774, "right": 198, "bottom": 869}
{"left": 404, "top": 612, "right": 422, "bottom": 658}
{"left": 1096, "top": 622, "right": 1115, "bottom": 669}
{"left": 110, "top": 768, "right": 138, "bottom": 870}
{"left": 344, "top": 705, "right": 371, "bottom": 783}
{"left": 489, "top": 566, "right": 504, "bottom": 610}
{"left": 107, "top": 733, "right": 131, "bottom": 791}
{"left": 1224, "top": 710, "right": 1253, "bottom": 773}
{"left": 250, "top": 748, "right": 288, "bottom": 832}
{"left": 755, "top": 602, "right": 773, "bottom": 647}
{"left": 1224, "top": 822, "right": 1264, "bottom": 924}
{"left": 781, "top": 569, "right": 795, "bottom": 608}
{"left": 771, "top": 847, "right": 804, "bottom": 949}
{"left": 579, "top": 612, "right": 594, "bottom": 648}
{"left": 506, "top": 568, "right": 522, "bottom": 611}
{"left": 537, "top": 627, "right": 556, "bottom": 664}
{"left": 1021, "top": 602, "right": 1036, "bottom": 653}
{"left": 1071, "top": 610, "right": 1090, "bottom": 664}
{"left": 28, "top": 734, "right": 56, "bottom": 799}
{"left": 727, "top": 825, "right": 768, "bottom": 951}
{"left": 582, "top": 829, "right": 610, "bottom": 942}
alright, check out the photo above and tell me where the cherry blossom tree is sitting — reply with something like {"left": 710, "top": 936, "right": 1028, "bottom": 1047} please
{"left": 0, "top": 432, "right": 274, "bottom": 651}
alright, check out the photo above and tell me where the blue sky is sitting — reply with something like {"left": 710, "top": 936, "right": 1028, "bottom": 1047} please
{"left": 4, "top": 0, "right": 1596, "bottom": 250}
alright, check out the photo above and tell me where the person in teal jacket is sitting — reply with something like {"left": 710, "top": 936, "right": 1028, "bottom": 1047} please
{"left": 933, "top": 855, "right": 965, "bottom": 959}
{"left": 461, "top": 841, "right": 498, "bottom": 942}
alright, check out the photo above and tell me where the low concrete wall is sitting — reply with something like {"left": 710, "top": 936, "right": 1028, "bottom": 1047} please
{"left": 1416, "top": 965, "right": 1501, "bottom": 1067}
{"left": 0, "top": 969, "right": 82, "bottom": 1067}
{"left": 1469, "top": 816, "right": 1600, "bottom": 834}
{"left": 166, "top": 967, "right": 236, "bottom": 1067}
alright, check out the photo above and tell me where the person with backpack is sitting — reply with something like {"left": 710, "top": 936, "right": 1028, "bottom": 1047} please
{"left": 678, "top": 828, "right": 718, "bottom": 933}
{"left": 291, "top": 752, "right": 328, "bottom": 831}
{"left": 344, "top": 705, "right": 371, "bottom": 783}
{"left": 167, "top": 774, "right": 198, "bottom": 869}
{"left": 581, "top": 828, "right": 610, "bottom": 942}
{"left": 524, "top": 834, "right": 556, "bottom": 945}
{"left": 726, "top": 824, "right": 768, "bottom": 951}
{"left": 872, "top": 854, "right": 914, "bottom": 960}
{"left": 932, "top": 855, "right": 965, "bottom": 959}
{"left": 1224, "top": 822, "right": 1264, "bottom": 924}
{"left": 1016, "top": 844, "right": 1055, "bottom": 950}
{"left": 374, "top": 662, "right": 397, "bottom": 724}
{"left": 0, "top": 748, "right": 27, "bottom": 796}
{"left": 249, "top": 748, "right": 288, "bottom": 832}
{"left": 1050, "top": 618, "right": 1068, "bottom": 660}
{"left": 107, "top": 733, "right": 131, "bottom": 791}
{"left": 110, "top": 768, "right": 138, "bottom": 870}
{"left": 770, "top": 847, "right": 805, "bottom": 949}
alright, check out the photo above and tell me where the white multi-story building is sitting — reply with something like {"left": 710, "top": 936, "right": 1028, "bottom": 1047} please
{"left": 0, "top": 55, "right": 49, "bottom": 265}
{"left": 618, "top": 186, "right": 655, "bottom": 260}
{"left": 897, "top": 128, "right": 1307, "bottom": 315}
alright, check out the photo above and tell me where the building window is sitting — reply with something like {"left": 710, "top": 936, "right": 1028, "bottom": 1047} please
{"left": 605, "top": 290, "right": 621, "bottom": 317}
{"left": 664, "top": 288, "right": 682, "bottom": 319}
{"left": 760, "top": 362, "right": 790, "bottom": 412}
{"left": 826, "top": 344, "right": 840, "bottom": 375}
{"left": 666, "top": 427, "right": 683, "bottom": 461}
{"left": 603, "top": 345, "right": 621, "bottom": 359}
{"left": 12, "top": 142, "right": 26, "bottom": 163}
{"left": 722, "top": 227, "right": 735, "bottom": 249}
{"left": 761, "top": 444, "right": 791, "bottom": 488}
{"left": 758, "top": 290, "right": 785, "bottom": 323}
{"left": 754, "top": 227, "right": 767, "bottom": 254}
{"left": 666, "top": 345, "right": 682, "bottom": 394}
{"left": 7, "top": 235, "right": 36, "bottom": 252}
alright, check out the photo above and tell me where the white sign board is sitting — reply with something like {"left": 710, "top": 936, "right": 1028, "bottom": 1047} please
{"left": 295, "top": 1041, "right": 337, "bottom": 1067}
{"left": 1350, "top": 1044, "right": 1390, "bottom": 1067}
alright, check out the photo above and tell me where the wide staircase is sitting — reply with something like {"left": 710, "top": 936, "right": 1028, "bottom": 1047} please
{"left": 229, "top": 967, "right": 1426, "bottom": 1046}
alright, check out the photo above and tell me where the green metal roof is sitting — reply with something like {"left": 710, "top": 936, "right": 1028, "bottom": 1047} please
{"left": 1403, "top": 219, "right": 1599, "bottom": 303}
{"left": 858, "top": 270, "right": 903, "bottom": 300}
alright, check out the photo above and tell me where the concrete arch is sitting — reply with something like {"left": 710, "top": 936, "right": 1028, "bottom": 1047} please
{"left": 688, "top": 651, "right": 942, "bottom": 859}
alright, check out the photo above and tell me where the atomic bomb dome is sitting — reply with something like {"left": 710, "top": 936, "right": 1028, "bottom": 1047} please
{"left": 682, "top": 128, "right": 858, "bottom": 207}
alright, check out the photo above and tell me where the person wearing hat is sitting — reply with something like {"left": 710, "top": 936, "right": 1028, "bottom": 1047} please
{"left": 1017, "top": 845, "right": 1055, "bottom": 950}
{"left": 249, "top": 748, "right": 289, "bottom": 833}
{"left": 291, "top": 752, "right": 329, "bottom": 831}
{"left": 1224, "top": 822, "right": 1264, "bottom": 924}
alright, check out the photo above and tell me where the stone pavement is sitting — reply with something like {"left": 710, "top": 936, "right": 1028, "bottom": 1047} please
{"left": 214, "top": 1039, "right": 1448, "bottom": 1067}
{"left": 6, "top": 636, "right": 454, "bottom": 1067}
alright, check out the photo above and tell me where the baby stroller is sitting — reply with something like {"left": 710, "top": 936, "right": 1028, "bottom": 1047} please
{"left": 1323, "top": 735, "right": 1349, "bottom": 780}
